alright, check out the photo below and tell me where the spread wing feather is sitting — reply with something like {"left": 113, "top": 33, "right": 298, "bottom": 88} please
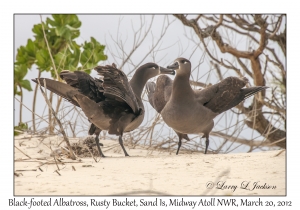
{"left": 94, "top": 64, "right": 141, "bottom": 114}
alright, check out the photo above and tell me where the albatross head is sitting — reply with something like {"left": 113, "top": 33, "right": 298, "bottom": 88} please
{"left": 137, "top": 63, "right": 175, "bottom": 79}
{"left": 167, "top": 57, "right": 191, "bottom": 76}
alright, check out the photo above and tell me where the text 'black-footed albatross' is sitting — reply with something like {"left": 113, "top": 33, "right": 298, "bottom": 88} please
{"left": 151, "top": 57, "right": 268, "bottom": 155}
{"left": 32, "top": 63, "right": 174, "bottom": 157}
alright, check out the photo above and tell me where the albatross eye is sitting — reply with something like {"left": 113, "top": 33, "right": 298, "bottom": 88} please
{"left": 152, "top": 67, "right": 156, "bottom": 69}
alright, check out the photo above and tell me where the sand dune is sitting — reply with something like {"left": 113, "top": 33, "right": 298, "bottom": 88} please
{"left": 14, "top": 134, "right": 285, "bottom": 196}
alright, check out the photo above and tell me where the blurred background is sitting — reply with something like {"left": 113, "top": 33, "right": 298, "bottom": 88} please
{"left": 14, "top": 14, "right": 286, "bottom": 154}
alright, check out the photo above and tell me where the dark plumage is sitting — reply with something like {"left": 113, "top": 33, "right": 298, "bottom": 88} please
{"left": 32, "top": 63, "right": 174, "bottom": 157}
{"left": 146, "top": 75, "right": 190, "bottom": 155}
{"left": 152, "top": 57, "right": 268, "bottom": 154}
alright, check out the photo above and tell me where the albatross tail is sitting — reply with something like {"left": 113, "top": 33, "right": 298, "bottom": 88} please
{"left": 32, "top": 78, "right": 81, "bottom": 106}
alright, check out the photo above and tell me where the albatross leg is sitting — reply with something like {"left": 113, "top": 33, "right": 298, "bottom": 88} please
{"left": 89, "top": 125, "right": 105, "bottom": 157}
{"left": 115, "top": 114, "right": 135, "bottom": 157}
{"left": 175, "top": 132, "right": 183, "bottom": 155}
{"left": 175, "top": 132, "right": 189, "bottom": 155}
{"left": 95, "top": 134, "right": 105, "bottom": 157}
{"left": 201, "top": 134, "right": 209, "bottom": 154}
{"left": 176, "top": 137, "right": 182, "bottom": 155}
{"left": 204, "top": 135, "right": 209, "bottom": 154}
{"left": 119, "top": 135, "right": 129, "bottom": 156}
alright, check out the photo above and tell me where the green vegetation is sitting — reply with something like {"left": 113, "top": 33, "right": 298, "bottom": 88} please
{"left": 14, "top": 14, "right": 107, "bottom": 135}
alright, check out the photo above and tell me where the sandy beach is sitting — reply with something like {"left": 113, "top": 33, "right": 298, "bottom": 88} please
{"left": 14, "top": 134, "right": 285, "bottom": 196}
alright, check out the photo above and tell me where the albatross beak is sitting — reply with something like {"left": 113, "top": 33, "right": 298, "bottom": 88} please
{"left": 167, "top": 61, "right": 179, "bottom": 70}
{"left": 159, "top": 66, "right": 175, "bottom": 75}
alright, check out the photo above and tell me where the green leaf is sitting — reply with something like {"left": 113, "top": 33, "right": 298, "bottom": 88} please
{"left": 36, "top": 49, "right": 51, "bottom": 70}
{"left": 14, "top": 64, "right": 28, "bottom": 81}
{"left": 55, "top": 26, "right": 67, "bottom": 36}
{"left": 15, "top": 14, "right": 107, "bottom": 94}
{"left": 14, "top": 85, "right": 21, "bottom": 96}
{"left": 32, "top": 23, "right": 44, "bottom": 37}
{"left": 14, "top": 123, "right": 28, "bottom": 136}
{"left": 26, "top": 39, "right": 36, "bottom": 54}
{"left": 19, "top": 79, "right": 33, "bottom": 91}
{"left": 80, "top": 37, "right": 107, "bottom": 69}
{"left": 36, "top": 51, "right": 46, "bottom": 66}
{"left": 46, "top": 17, "right": 57, "bottom": 27}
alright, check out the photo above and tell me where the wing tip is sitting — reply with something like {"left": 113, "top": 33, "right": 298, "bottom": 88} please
{"left": 244, "top": 86, "right": 269, "bottom": 99}
{"left": 146, "top": 81, "right": 156, "bottom": 94}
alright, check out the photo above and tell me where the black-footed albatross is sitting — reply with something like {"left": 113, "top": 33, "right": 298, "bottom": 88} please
{"left": 32, "top": 63, "right": 174, "bottom": 157}
{"left": 156, "top": 57, "right": 268, "bottom": 154}
{"left": 146, "top": 75, "right": 190, "bottom": 154}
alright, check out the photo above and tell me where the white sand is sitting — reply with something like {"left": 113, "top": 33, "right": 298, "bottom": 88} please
{"left": 14, "top": 134, "right": 285, "bottom": 196}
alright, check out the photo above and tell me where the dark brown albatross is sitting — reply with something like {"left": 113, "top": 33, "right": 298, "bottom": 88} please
{"left": 32, "top": 63, "right": 174, "bottom": 157}
{"left": 146, "top": 75, "right": 190, "bottom": 155}
{"left": 148, "top": 57, "right": 268, "bottom": 155}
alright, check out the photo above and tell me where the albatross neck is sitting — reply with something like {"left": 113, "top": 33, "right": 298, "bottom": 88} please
{"left": 129, "top": 70, "right": 150, "bottom": 99}
{"left": 171, "top": 73, "right": 194, "bottom": 101}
